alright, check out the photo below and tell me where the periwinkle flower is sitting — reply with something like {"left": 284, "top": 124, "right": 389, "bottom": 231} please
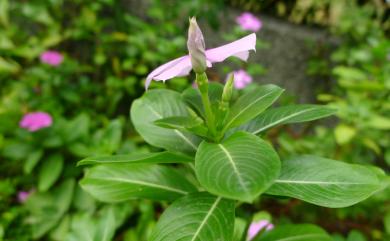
{"left": 40, "top": 50, "right": 63, "bottom": 66}
{"left": 230, "top": 69, "right": 252, "bottom": 89}
{"left": 17, "top": 190, "right": 32, "bottom": 203}
{"left": 19, "top": 112, "right": 53, "bottom": 132}
{"left": 187, "top": 17, "right": 207, "bottom": 74}
{"left": 236, "top": 12, "right": 262, "bottom": 32}
{"left": 247, "top": 220, "right": 274, "bottom": 240}
{"left": 145, "top": 22, "right": 256, "bottom": 89}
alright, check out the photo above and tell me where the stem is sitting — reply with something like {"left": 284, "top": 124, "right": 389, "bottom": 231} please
{"left": 196, "top": 73, "right": 217, "bottom": 138}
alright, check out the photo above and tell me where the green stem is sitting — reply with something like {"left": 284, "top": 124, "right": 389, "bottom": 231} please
{"left": 196, "top": 73, "right": 217, "bottom": 139}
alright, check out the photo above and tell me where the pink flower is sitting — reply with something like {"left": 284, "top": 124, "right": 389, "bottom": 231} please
{"left": 40, "top": 50, "right": 63, "bottom": 66}
{"left": 247, "top": 220, "right": 274, "bottom": 240}
{"left": 145, "top": 33, "right": 256, "bottom": 89}
{"left": 19, "top": 112, "right": 53, "bottom": 132}
{"left": 236, "top": 12, "right": 262, "bottom": 32}
{"left": 230, "top": 69, "right": 253, "bottom": 89}
{"left": 17, "top": 190, "right": 31, "bottom": 203}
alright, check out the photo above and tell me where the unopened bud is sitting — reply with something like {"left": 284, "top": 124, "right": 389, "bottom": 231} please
{"left": 187, "top": 17, "right": 206, "bottom": 74}
{"left": 222, "top": 73, "right": 234, "bottom": 103}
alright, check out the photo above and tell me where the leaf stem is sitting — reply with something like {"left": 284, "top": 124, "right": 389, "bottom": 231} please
{"left": 196, "top": 73, "right": 217, "bottom": 139}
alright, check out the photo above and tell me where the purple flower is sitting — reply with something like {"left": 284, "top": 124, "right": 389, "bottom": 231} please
{"left": 145, "top": 33, "right": 256, "bottom": 89}
{"left": 17, "top": 191, "right": 31, "bottom": 203}
{"left": 236, "top": 12, "right": 262, "bottom": 32}
{"left": 19, "top": 112, "right": 53, "bottom": 132}
{"left": 187, "top": 17, "right": 207, "bottom": 73}
{"left": 247, "top": 220, "right": 274, "bottom": 240}
{"left": 230, "top": 69, "right": 252, "bottom": 89}
{"left": 40, "top": 50, "right": 63, "bottom": 66}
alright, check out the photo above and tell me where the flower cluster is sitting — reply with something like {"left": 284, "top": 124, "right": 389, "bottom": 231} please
{"left": 19, "top": 112, "right": 53, "bottom": 132}
{"left": 40, "top": 50, "right": 63, "bottom": 66}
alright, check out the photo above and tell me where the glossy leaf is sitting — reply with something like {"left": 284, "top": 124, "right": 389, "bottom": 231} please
{"left": 234, "top": 105, "right": 336, "bottom": 134}
{"left": 38, "top": 154, "right": 64, "bottom": 192}
{"left": 255, "top": 224, "right": 332, "bottom": 241}
{"left": 131, "top": 89, "right": 200, "bottom": 153}
{"left": 154, "top": 116, "right": 203, "bottom": 129}
{"left": 223, "top": 84, "right": 284, "bottom": 130}
{"left": 266, "top": 155, "right": 384, "bottom": 208}
{"left": 150, "top": 192, "right": 235, "bottom": 241}
{"left": 78, "top": 151, "right": 193, "bottom": 166}
{"left": 196, "top": 132, "right": 280, "bottom": 202}
{"left": 80, "top": 164, "right": 197, "bottom": 202}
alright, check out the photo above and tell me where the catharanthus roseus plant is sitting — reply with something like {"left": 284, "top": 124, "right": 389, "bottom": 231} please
{"left": 78, "top": 18, "right": 388, "bottom": 241}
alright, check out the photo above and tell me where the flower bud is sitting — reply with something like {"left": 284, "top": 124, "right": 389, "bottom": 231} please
{"left": 222, "top": 73, "right": 234, "bottom": 103}
{"left": 187, "top": 17, "right": 207, "bottom": 74}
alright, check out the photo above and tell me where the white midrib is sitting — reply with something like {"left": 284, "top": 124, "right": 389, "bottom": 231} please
{"left": 190, "top": 197, "right": 222, "bottom": 241}
{"left": 146, "top": 104, "right": 197, "bottom": 150}
{"left": 218, "top": 144, "right": 249, "bottom": 194}
{"left": 275, "top": 234, "right": 328, "bottom": 241}
{"left": 253, "top": 108, "right": 315, "bottom": 134}
{"left": 225, "top": 91, "right": 274, "bottom": 129}
{"left": 275, "top": 179, "right": 369, "bottom": 185}
{"left": 104, "top": 177, "right": 188, "bottom": 194}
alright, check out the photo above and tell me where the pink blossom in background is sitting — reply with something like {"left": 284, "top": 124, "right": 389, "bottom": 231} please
{"left": 19, "top": 112, "right": 53, "bottom": 132}
{"left": 17, "top": 191, "right": 31, "bottom": 203}
{"left": 40, "top": 50, "right": 63, "bottom": 66}
{"left": 145, "top": 33, "right": 256, "bottom": 89}
{"left": 231, "top": 69, "right": 252, "bottom": 89}
{"left": 247, "top": 220, "right": 274, "bottom": 240}
{"left": 236, "top": 12, "right": 262, "bottom": 32}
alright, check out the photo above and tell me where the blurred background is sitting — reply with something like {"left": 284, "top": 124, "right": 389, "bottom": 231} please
{"left": 0, "top": 0, "right": 389, "bottom": 240}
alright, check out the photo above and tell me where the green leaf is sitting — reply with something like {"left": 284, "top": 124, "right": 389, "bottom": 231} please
{"left": 150, "top": 192, "right": 235, "bottom": 241}
{"left": 63, "top": 113, "right": 90, "bottom": 143}
{"left": 66, "top": 204, "right": 132, "bottom": 241}
{"left": 94, "top": 118, "right": 123, "bottom": 154}
{"left": 78, "top": 151, "right": 193, "bottom": 166}
{"left": 38, "top": 154, "right": 64, "bottom": 192}
{"left": 131, "top": 89, "right": 200, "bottom": 153}
{"left": 255, "top": 224, "right": 332, "bottom": 241}
{"left": 154, "top": 115, "right": 209, "bottom": 138}
{"left": 233, "top": 105, "right": 336, "bottom": 134}
{"left": 24, "top": 149, "right": 43, "bottom": 174}
{"left": 80, "top": 164, "right": 197, "bottom": 202}
{"left": 266, "top": 155, "right": 384, "bottom": 208}
{"left": 154, "top": 116, "right": 203, "bottom": 129}
{"left": 233, "top": 218, "right": 247, "bottom": 241}
{"left": 223, "top": 85, "right": 284, "bottom": 131}
{"left": 384, "top": 211, "right": 390, "bottom": 234}
{"left": 94, "top": 206, "right": 117, "bottom": 241}
{"left": 195, "top": 132, "right": 280, "bottom": 202}
{"left": 334, "top": 124, "right": 356, "bottom": 145}
{"left": 26, "top": 179, "right": 75, "bottom": 239}
{"left": 182, "top": 82, "right": 224, "bottom": 118}
{"left": 347, "top": 230, "right": 367, "bottom": 241}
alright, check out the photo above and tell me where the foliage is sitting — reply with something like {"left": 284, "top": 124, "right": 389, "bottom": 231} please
{"left": 80, "top": 59, "right": 387, "bottom": 241}
{"left": 274, "top": 1, "right": 390, "bottom": 240}
{"left": 0, "top": 0, "right": 388, "bottom": 240}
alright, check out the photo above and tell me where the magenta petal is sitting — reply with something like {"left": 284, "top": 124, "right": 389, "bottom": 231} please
{"left": 18, "top": 191, "right": 30, "bottom": 203}
{"left": 205, "top": 33, "right": 256, "bottom": 63}
{"left": 19, "top": 112, "right": 53, "bottom": 132}
{"left": 145, "top": 56, "right": 190, "bottom": 89}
